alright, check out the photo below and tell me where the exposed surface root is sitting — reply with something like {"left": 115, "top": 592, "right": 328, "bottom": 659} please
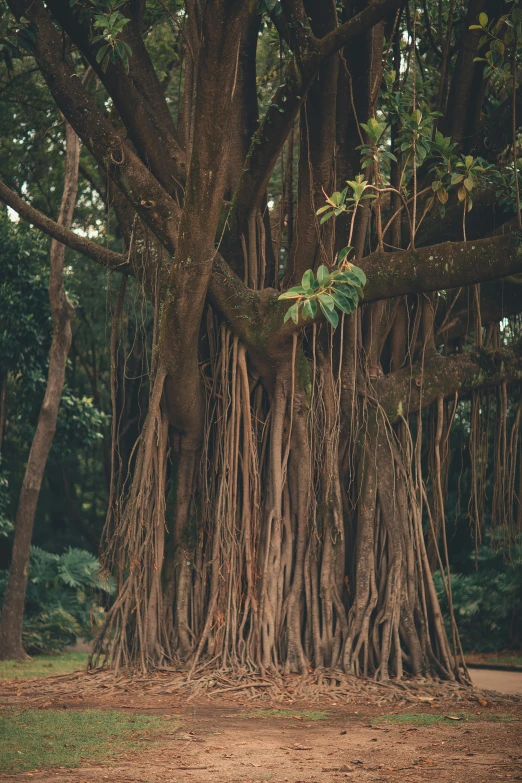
{"left": 1, "top": 667, "right": 518, "bottom": 710}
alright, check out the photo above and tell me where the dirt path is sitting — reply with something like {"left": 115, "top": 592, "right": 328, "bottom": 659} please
{"left": 2, "top": 703, "right": 522, "bottom": 783}
{"left": 471, "top": 669, "right": 522, "bottom": 695}
{"left": 1, "top": 671, "right": 522, "bottom": 783}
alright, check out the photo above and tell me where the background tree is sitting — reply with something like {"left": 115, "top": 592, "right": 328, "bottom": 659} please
{"left": 0, "top": 0, "right": 521, "bottom": 678}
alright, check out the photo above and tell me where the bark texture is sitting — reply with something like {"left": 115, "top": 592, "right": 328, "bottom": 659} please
{"left": 0, "top": 122, "right": 80, "bottom": 659}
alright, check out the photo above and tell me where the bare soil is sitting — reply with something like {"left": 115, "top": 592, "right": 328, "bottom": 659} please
{"left": 1, "top": 671, "right": 521, "bottom": 783}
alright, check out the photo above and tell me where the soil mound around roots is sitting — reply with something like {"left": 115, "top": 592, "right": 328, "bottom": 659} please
{"left": 1, "top": 667, "right": 519, "bottom": 711}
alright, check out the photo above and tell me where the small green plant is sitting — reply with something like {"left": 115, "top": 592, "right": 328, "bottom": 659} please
{"left": 357, "top": 117, "right": 397, "bottom": 172}
{"left": 316, "top": 175, "right": 376, "bottom": 226}
{"left": 278, "top": 263, "right": 366, "bottom": 329}
{"left": 471, "top": 9, "right": 520, "bottom": 81}
{"left": 395, "top": 107, "right": 441, "bottom": 166}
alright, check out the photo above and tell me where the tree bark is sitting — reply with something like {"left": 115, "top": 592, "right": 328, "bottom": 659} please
{"left": 0, "top": 121, "right": 80, "bottom": 660}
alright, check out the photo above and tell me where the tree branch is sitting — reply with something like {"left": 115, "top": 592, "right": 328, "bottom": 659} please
{"left": 362, "top": 231, "right": 522, "bottom": 301}
{"left": 0, "top": 179, "right": 130, "bottom": 273}
{"left": 7, "top": 0, "right": 181, "bottom": 255}
{"left": 317, "top": 0, "right": 401, "bottom": 61}
{"left": 233, "top": 0, "right": 401, "bottom": 215}
{"left": 44, "top": 1, "right": 187, "bottom": 195}
{"left": 377, "top": 342, "right": 522, "bottom": 423}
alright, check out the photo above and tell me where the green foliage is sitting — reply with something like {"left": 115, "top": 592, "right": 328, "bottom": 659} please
{"left": 358, "top": 117, "right": 397, "bottom": 172}
{"left": 430, "top": 153, "right": 495, "bottom": 216}
{"left": 316, "top": 175, "right": 376, "bottom": 225}
{"left": 472, "top": 6, "right": 521, "bottom": 81}
{"left": 278, "top": 263, "right": 366, "bottom": 329}
{"left": 0, "top": 14, "right": 38, "bottom": 70}
{"left": 0, "top": 709, "right": 176, "bottom": 773}
{"left": 54, "top": 393, "right": 107, "bottom": 456}
{"left": 0, "top": 217, "right": 51, "bottom": 387}
{"left": 434, "top": 548, "right": 522, "bottom": 652}
{"left": 0, "top": 547, "right": 114, "bottom": 654}
{"left": 70, "top": 0, "right": 132, "bottom": 72}
{"left": 395, "top": 107, "right": 441, "bottom": 166}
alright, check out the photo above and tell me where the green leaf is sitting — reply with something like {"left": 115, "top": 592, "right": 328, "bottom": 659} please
{"left": 301, "top": 269, "right": 315, "bottom": 291}
{"left": 283, "top": 302, "right": 299, "bottom": 323}
{"left": 278, "top": 285, "right": 306, "bottom": 300}
{"left": 329, "top": 291, "right": 355, "bottom": 314}
{"left": 318, "top": 293, "right": 335, "bottom": 311}
{"left": 95, "top": 44, "right": 109, "bottom": 64}
{"left": 316, "top": 265, "right": 330, "bottom": 286}
{"left": 478, "top": 12, "right": 488, "bottom": 27}
{"left": 320, "top": 211, "right": 335, "bottom": 224}
{"left": 337, "top": 246, "right": 353, "bottom": 266}
{"left": 319, "top": 301, "right": 339, "bottom": 328}
{"left": 345, "top": 264, "right": 366, "bottom": 287}
{"left": 303, "top": 299, "right": 317, "bottom": 320}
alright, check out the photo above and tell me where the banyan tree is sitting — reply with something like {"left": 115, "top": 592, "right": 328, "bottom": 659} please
{"left": 1, "top": 0, "right": 522, "bottom": 679}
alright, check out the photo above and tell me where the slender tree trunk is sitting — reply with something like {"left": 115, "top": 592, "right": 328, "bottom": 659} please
{"left": 0, "top": 374, "right": 6, "bottom": 453}
{"left": 0, "top": 121, "right": 80, "bottom": 660}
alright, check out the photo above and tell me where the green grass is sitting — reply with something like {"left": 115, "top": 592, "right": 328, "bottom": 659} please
{"left": 0, "top": 709, "right": 176, "bottom": 773}
{"left": 376, "top": 712, "right": 514, "bottom": 726}
{"left": 486, "top": 655, "right": 522, "bottom": 666}
{"left": 247, "top": 709, "right": 328, "bottom": 721}
{"left": 377, "top": 712, "right": 472, "bottom": 726}
{"left": 0, "top": 651, "right": 88, "bottom": 680}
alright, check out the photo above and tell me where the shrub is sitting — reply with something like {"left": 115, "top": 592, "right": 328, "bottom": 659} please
{"left": 434, "top": 547, "right": 522, "bottom": 652}
{"left": 0, "top": 547, "right": 114, "bottom": 654}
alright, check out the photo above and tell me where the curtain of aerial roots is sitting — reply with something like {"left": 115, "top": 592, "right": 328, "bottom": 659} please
{"left": 92, "top": 299, "right": 478, "bottom": 679}
{"left": 90, "top": 311, "right": 171, "bottom": 671}
{"left": 176, "top": 315, "right": 461, "bottom": 677}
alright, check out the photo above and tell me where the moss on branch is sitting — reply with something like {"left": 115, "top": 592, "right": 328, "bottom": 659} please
{"left": 362, "top": 232, "right": 522, "bottom": 302}
{"left": 378, "top": 343, "right": 522, "bottom": 423}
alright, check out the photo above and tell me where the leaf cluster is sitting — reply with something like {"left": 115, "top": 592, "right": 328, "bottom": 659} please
{"left": 70, "top": 0, "right": 132, "bottom": 72}
{"left": 278, "top": 262, "right": 366, "bottom": 329}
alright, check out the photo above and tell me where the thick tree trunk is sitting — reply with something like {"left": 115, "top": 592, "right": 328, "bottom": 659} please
{"left": 0, "top": 121, "right": 79, "bottom": 660}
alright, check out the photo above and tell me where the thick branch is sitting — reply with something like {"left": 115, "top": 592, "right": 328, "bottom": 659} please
{"left": 0, "top": 179, "right": 130, "bottom": 273}
{"left": 44, "top": 1, "right": 187, "bottom": 194}
{"left": 233, "top": 0, "right": 400, "bottom": 214}
{"left": 8, "top": 0, "right": 180, "bottom": 254}
{"left": 377, "top": 343, "right": 522, "bottom": 423}
{"left": 317, "top": 0, "right": 401, "bottom": 61}
{"left": 362, "top": 231, "right": 522, "bottom": 301}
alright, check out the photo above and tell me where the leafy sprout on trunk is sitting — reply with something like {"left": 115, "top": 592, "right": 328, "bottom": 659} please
{"left": 278, "top": 264, "right": 366, "bottom": 329}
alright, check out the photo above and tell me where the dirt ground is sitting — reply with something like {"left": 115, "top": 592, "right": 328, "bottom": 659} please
{"left": 1, "top": 672, "right": 521, "bottom": 783}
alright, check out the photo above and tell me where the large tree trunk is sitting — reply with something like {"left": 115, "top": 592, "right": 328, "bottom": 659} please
{"left": 0, "top": 121, "right": 80, "bottom": 660}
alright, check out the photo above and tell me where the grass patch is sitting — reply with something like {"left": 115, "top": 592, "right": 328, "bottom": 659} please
{"left": 0, "top": 651, "right": 88, "bottom": 680}
{"left": 486, "top": 656, "right": 522, "bottom": 666}
{"left": 377, "top": 712, "right": 514, "bottom": 726}
{"left": 0, "top": 709, "right": 176, "bottom": 773}
{"left": 377, "top": 712, "right": 474, "bottom": 726}
{"left": 247, "top": 709, "right": 328, "bottom": 721}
